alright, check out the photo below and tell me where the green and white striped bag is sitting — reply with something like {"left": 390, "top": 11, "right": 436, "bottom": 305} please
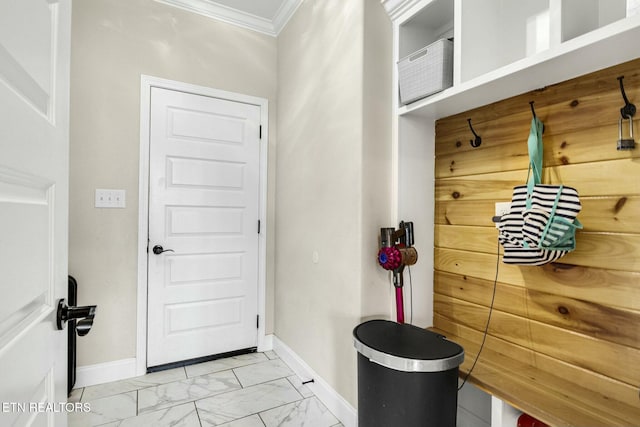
{"left": 498, "top": 117, "right": 582, "bottom": 266}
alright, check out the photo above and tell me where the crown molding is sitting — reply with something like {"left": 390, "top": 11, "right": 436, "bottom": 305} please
{"left": 155, "top": 0, "right": 302, "bottom": 37}
{"left": 272, "top": 0, "right": 303, "bottom": 35}
{"left": 155, "top": 0, "right": 273, "bottom": 35}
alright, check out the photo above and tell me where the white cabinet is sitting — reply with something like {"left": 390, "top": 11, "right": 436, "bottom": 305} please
{"left": 459, "top": 0, "right": 627, "bottom": 83}
{"left": 385, "top": 0, "right": 640, "bottom": 117}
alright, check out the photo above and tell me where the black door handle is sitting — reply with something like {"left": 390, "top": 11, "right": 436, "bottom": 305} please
{"left": 152, "top": 245, "right": 174, "bottom": 255}
{"left": 56, "top": 298, "right": 96, "bottom": 334}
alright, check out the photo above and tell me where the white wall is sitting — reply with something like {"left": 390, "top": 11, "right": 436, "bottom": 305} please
{"left": 69, "top": 0, "right": 277, "bottom": 366}
{"left": 397, "top": 114, "right": 435, "bottom": 327}
{"left": 362, "top": 0, "right": 395, "bottom": 319}
{"left": 276, "top": 0, "right": 392, "bottom": 407}
{"left": 458, "top": 383, "right": 492, "bottom": 427}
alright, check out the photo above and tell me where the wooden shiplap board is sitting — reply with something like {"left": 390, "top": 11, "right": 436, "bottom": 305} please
{"left": 434, "top": 58, "right": 640, "bottom": 426}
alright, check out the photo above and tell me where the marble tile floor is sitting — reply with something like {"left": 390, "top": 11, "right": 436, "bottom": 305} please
{"left": 69, "top": 351, "right": 344, "bottom": 427}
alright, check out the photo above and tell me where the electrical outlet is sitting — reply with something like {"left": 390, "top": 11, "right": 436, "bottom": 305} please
{"left": 494, "top": 201, "right": 511, "bottom": 228}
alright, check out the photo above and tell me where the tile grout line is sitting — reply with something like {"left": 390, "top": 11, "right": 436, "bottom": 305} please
{"left": 257, "top": 377, "right": 305, "bottom": 426}
{"left": 191, "top": 377, "right": 305, "bottom": 426}
{"left": 80, "top": 367, "right": 190, "bottom": 402}
{"left": 250, "top": 377, "right": 306, "bottom": 424}
{"left": 284, "top": 376, "right": 307, "bottom": 397}
{"left": 230, "top": 367, "right": 243, "bottom": 389}
{"left": 186, "top": 353, "right": 267, "bottom": 379}
{"left": 257, "top": 396, "right": 342, "bottom": 427}
{"left": 231, "top": 359, "right": 297, "bottom": 390}
{"left": 194, "top": 401, "right": 203, "bottom": 427}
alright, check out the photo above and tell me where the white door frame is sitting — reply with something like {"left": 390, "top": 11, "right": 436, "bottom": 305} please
{"left": 136, "top": 75, "right": 269, "bottom": 376}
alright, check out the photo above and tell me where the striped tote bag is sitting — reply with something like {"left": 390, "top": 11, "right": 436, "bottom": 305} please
{"left": 498, "top": 117, "right": 582, "bottom": 266}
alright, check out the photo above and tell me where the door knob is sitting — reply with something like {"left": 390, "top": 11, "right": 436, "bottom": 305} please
{"left": 152, "top": 245, "right": 174, "bottom": 255}
{"left": 56, "top": 299, "right": 96, "bottom": 334}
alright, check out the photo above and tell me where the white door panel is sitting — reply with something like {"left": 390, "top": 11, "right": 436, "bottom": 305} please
{"left": 0, "top": 0, "right": 70, "bottom": 425}
{"left": 147, "top": 88, "right": 260, "bottom": 367}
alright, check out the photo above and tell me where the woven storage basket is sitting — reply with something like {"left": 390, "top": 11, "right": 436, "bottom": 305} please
{"left": 398, "top": 39, "right": 453, "bottom": 105}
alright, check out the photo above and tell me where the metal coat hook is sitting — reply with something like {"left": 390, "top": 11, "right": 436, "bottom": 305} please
{"left": 617, "top": 76, "right": 636, "bottom": 118}
{"left": 530, "top": 101, "right": 544, "bottom": 133}
{"left": 467, "top": 118, "right": 481, "bottom": 148}
{"left": 529, "top": 101, "right": 537, "bottom": 119}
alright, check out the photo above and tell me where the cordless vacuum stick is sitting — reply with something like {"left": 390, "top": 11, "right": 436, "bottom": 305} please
{"left": 377, "top": 221, "right": 418, "bottom": 323}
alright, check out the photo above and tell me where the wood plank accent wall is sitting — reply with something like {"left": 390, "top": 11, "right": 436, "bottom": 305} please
{"left": 433, "top": 58, "right": 640, "bottom": 426}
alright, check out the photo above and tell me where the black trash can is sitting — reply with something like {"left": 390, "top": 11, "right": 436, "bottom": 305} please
{"left": 353, "top": 320, "right": 464, "bottom": 427}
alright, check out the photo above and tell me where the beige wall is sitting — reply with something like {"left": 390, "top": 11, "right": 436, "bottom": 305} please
{"left": 276, "top": 0, "right": 392, "bottom": 406}
{"left": 69, "top": 0, "right": 277, "bottom": 366}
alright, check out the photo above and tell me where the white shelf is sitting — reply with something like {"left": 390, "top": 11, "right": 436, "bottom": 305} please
{"left": 399, "top": 0, "right": 453, "bottom": 59}
{"left": 560, "top": 0, "right": 626, "bottom": 43}
{"left": 460, "top": 0, "right": 551, "bottom": 83}
{"left": 398, "top": 12, "right": 640, "bottom": 120}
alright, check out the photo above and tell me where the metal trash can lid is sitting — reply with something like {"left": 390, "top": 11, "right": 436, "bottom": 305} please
{"left": 353, "top": 320, "right": 464, "bottom": 373}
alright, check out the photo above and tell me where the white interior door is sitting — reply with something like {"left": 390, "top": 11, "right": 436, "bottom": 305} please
{"left": 147, "top": 87, "right": 261, "bottom": 368}
{"left": 0, "top": 0, "right": 71, "bottom": 425}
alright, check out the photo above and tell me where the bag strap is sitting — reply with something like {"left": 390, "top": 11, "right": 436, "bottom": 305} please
{"left": 526, "top": 117, "right": 544, "bottom": 212}
{"left": 524, "top": 117, "right": 544, "bottom": 250}
{"left": 527, "top": 116, "right": 544, "bottom": 190}
{"left": 539, "top": 185, "right": 565, "bottom": 248}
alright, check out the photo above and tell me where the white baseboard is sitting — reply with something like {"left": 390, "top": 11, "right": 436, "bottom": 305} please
{"left": 258, "top": 333, "right": 274, "bottom": 352}
{"left": 74, "top": 358, "right": 137, "bottom": 389}
{"left": 273, "top": 336, "right": 357, "bottom": 427}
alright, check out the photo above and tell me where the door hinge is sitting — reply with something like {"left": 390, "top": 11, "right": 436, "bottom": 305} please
{"left": 256, "top": 315, "right": 259, "bottom": 329}
{"left": 259, "top": 125, "right": 262, "bottom": 139}
{"left": 258, "top": 220, "right": 261, "bottom": 234}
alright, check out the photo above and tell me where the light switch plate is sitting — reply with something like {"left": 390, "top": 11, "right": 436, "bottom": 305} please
{"left": 95, "top": 189, "right": 126, "bottom": 208}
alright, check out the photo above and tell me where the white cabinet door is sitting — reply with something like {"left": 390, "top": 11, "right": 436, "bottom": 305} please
{"left": 0, "top": 0, "right": 71, "bottom": 425}
{"left": 147, "top": 87, "right": 261, "bottom": 367}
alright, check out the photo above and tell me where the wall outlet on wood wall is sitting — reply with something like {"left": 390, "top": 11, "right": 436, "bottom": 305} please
{"left": 494, "top": 202, "right": 511, "bottom": 228}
